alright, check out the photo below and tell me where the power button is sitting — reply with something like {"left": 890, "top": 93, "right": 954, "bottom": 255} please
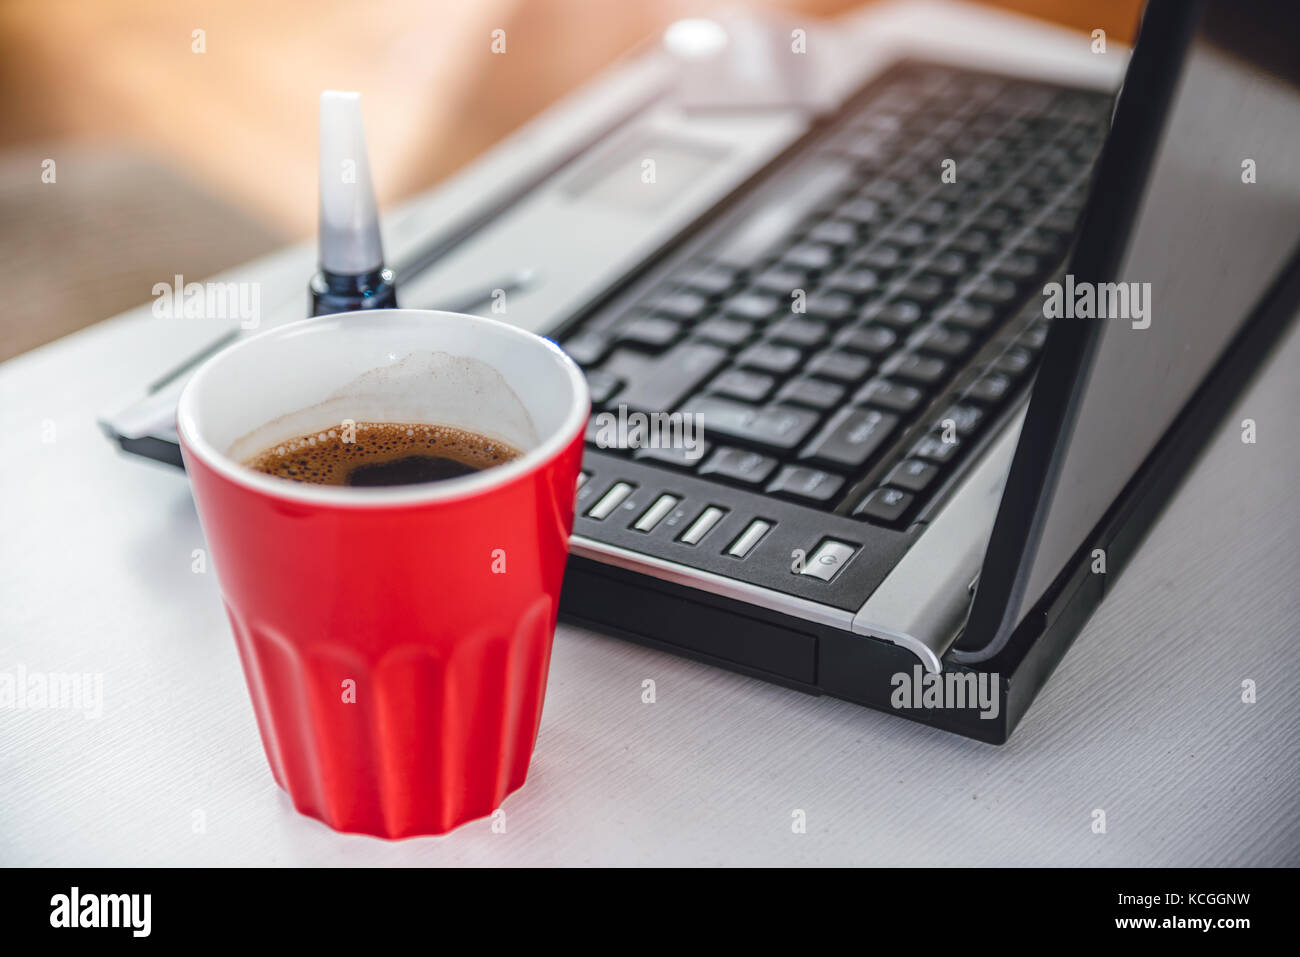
{"left": 799, "top": 539, "right": 857, "bottom": 582}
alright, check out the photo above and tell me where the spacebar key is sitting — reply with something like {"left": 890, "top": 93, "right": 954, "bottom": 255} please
{"left": 616, "top": 342, "right": 728, "bottom": 414}
{"left": 684, "top": 396, "right": 820, "bottom": 453}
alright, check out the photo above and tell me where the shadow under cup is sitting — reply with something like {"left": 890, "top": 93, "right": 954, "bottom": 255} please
{"left": 177, "top": 310, "right": 589, "bottom": 838}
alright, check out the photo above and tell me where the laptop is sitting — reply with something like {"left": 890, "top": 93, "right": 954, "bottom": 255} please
{"left": 101, "top": 0, "right": 1300, "bottom": 741}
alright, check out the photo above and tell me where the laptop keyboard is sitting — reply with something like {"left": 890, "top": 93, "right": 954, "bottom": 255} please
{"left": 561, "top": 64, "right": 1112, "bottom": 528}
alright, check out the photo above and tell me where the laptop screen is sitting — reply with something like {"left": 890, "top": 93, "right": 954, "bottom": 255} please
{"left": 983, "top": 0, "right": 1300, "bottom": 649}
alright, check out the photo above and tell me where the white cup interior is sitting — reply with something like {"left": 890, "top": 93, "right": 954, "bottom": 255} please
{"left": 177, "top": 309, "right": 589, "bottom": 506}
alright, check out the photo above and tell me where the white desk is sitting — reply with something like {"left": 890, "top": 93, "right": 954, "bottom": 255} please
{"left": 2, "top": 275, "right": 1297, "bottom": 866}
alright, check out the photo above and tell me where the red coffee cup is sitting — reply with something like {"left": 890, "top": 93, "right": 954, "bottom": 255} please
{"left": 177, "top": 309, "right": 589, "bottom": 838}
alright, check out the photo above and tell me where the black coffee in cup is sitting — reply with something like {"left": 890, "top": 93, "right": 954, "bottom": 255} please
{"left": 243, "top": 422, "right": 522, "bottom": 487}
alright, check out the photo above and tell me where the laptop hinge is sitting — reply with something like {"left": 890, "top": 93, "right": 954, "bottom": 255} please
{"left": 851, "top": 407, "right": 1025, "bottom": 672}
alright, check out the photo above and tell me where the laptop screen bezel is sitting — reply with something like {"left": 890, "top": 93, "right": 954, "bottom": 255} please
{"left": 955, "top": 0, "right": 1204, "bottom": 658}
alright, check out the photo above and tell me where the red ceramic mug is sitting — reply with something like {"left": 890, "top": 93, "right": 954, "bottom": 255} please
{"left": 177, "top": 309, "right": 588, "bottom": 838}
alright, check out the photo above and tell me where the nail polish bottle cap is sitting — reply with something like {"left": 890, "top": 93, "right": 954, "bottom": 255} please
{"left": 318, "top": 90, "right": 384, "bottom": 275}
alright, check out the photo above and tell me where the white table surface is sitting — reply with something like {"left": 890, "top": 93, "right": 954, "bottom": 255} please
{"left": 2, "top": 280, "right": 1298, "bottom": 866}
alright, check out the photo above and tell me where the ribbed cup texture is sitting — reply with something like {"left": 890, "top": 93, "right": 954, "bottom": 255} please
{"left": 226, "top": 595, "right": 557, "bottom": 838}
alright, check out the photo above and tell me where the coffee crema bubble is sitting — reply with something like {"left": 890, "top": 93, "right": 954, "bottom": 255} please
{"left": 242, "top": 422, "right": 523, "bottom": 487}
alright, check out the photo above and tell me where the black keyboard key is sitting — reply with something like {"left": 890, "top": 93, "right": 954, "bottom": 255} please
{"left": 646, "top": 291, "right": 709, "bottom": 321}
{"left": 935, "top": 403, "right": 985, "bottom": 437}
{"left": 562, "top": 332, "right": 610, "bottom": 367}
{"left": 930, "top": 115, "right": 965, "bottom": 139}
{"left": 896, "top": 275, "right": 946, "bottom": 306}
{"left": 853, "top": 487, "right": 914, "bottom": 525}
{"left": 882, "top": 352, "right": 949, "bottom": 387}
{"left": 1040, "top": 209, "right": 1080, "bottom": 235}
{"left": 770, "top": 317, "right": 829, "bottom": 348}
{"left": 824, "top": 267, "right": 881, "bottom": 298}
{"left": 936, "top": 299, "right": 997, "bottom": 332}
{"left": 698, "top": 446, "right": 779, "bottom": 486}
{"left": 852, "top": 244, "right": 905, "bottom": 272}
{"left": 1021, "top": 321, "right": 1051, "bottom": 351}
{"left": 782, "top": 243, "right": 836, "bottom": 272}
{"left": 884, "top": 221, "right": 929, "bottom": 249}
{"left": 806, "top": 220, "right": 858, "bottom": 248}
{"left": 836, "top": 198, "right": 887, "bottom": 226}
{"left": 807, "top": 349, "right": 871, "bottom": 384}
{"left": 925, "top": 250, "right": 969, "bottom": 279}
{"left": 802, "top": 292, "right": 856, "bottom": 322}
{"left": 1020, "top": 166, "right": 1064, "bottom": 192}
{"left": 990, "top": 346, "right": 1034, "bottom": 378}
{"left": 617, "top": 316, "right": 683, "bottom": 351}
{"left": 883, "top": 459, "right": 939, "bottom": 494}
{"left": 966, "top": 372, "right": 1012, "bottom": 405}
{"left": 834, "top": 324, "right": 897, "bottom": 357}
{"left": 684, "top": 397, "right": 821, "bottom": 453}
{"left": 634, "top": 441, "right": 712, "bottom": 471}
{"left": 911, "top": 434, "right": 961, "bottom": 465}
{"left": 616, "top": 342, "right": 728, "bottom": 414}
{"left": 766, "top": 466, "right": 845, "bottom": 505}
{"left": 992, "top": 253, "right": 1042, "bottom": 281}
{"left": 1017, "top": 227, "right": 1068, "bottom": 259}
{"left": 600, "top": 348, "right": 655, "bottom": 383}
{"left": 976, "top": 205, "right": 1015, "bottom": 233}
{"left": 911, "top": 325, "right": 973, "bottom": 359}
{"left": 799, "top": 407, "right": 898, "bottom": 470}
{"left": 737, "top": 342, "right": 803, "bottom": 375}
{"left": 710, "top": 369, "right": 775, "bottom": 403}
{"left": 965, "top": 275, "right": 1021, "bottom": 306}
{"left": 724, "top": 293, "right": 781, "bottom": 321}
{"left": 751, "top": 266, "right": 806, "bottom": 297}
{"left": 867, "top": 300, "right": 924, "bottom": 330}
{"left": 679, "top": 265, "right": 737, "bottom": 297}
{"left": 776, "top": 377, "right": 845, "bottom": 410}
{"left": 854, "top": 377, "right": 924, "bottom": 414}
{"left": 952, "top": 155, "right": 991, "bottom": 181}
{"left": 912, "top": 199, "right": 953, "bottom": 226}
{"left": 585, "top": 369, "right": 622, "bottom": 406}
{"left": 693, "top": 316, "right": 753, "bottom": 347}
{"left": 950, "top": 230, "right": 996, "bottom": 256}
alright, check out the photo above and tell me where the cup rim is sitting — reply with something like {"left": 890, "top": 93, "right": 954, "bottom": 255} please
{"left": 176, "top": 309, "right": 589, "bottom": 509}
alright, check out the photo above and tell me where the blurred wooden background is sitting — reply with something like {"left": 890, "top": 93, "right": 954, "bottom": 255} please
{"left": 0, "top": 0, "right": 1142, "bottom": 359}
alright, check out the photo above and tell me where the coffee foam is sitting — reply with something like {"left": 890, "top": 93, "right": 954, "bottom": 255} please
{"left": 244, "top": 421, "right": 521, "bottom": 485}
